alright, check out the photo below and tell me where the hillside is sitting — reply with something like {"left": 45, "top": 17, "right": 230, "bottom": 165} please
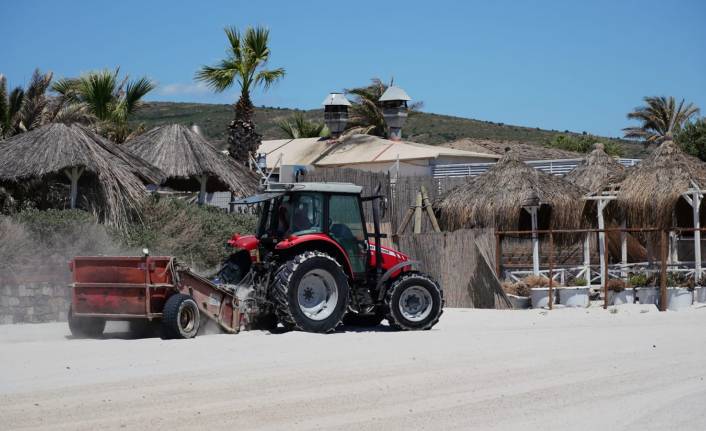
{"left": 132, "top": 102, "right": 646, "bottom": 157}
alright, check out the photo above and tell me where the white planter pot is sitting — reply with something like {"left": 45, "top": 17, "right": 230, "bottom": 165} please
{"left": 695, "top": 286, "right": 706, "bottom": 303}
{"left": 507, "top": 294, "right": 531, "bottom": 309}
{"left": 609, "top": 289, "right": 635, "bottom": 305}
{"left": 667, "top": 287, "right": 693, "bottom": 311}
{"left": 636, "top": 287, "right": 659, "bottom": 305}
{"left": 531, "top": 288, "right": 554, "bottom": 309}
{"left": 558, "top": 287, "right": 590, "bottom": 308}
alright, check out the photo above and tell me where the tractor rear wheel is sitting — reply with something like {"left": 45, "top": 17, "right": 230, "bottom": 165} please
{"left": 67, "top": 305, "right": 106, "bottom": 338}
{"left": 272, "top": 251, "right": 349, "bottom": 333}
{"left": 385, "top": 272, "right": 444, "bottom": 331}
{"left": 161, "top": 294, "right": 200, "bottom": 339}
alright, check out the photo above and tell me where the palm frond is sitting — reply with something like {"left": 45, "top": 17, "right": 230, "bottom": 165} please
{"left": 254, "top": 67, "right": 285, "bottom": 90}
{"left": 624, "top": 96, "right": 701, "bottom": 147}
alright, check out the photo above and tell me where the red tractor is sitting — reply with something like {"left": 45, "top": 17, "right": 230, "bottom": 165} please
{"left": 220, "top": 182, "right": 444, "bottom": 333}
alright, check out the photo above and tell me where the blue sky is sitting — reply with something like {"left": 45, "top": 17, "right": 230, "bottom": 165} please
{"left": 2, "top": 0, "right": 704, "bottom": 137}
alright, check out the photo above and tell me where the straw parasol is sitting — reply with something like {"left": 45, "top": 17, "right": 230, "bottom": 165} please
{"left": 436, "top": 148, "right": 586, "bottom": 231}
{"left": 617, "top": 139, "right": 706, "bottom": 228}
{"left": 564, "top": 143, "right": 625, "bottom": 194}
{"left": 124, "top": 124, "right": 258, "bottom": 203}
{"left": 0, "top": 123, "right": 154, "bottom": 226}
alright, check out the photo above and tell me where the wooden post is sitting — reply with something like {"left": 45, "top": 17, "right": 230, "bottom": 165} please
{"left": 525, "top": 206, "right": 540, "bottom": 276}
{"left": 583, "top": 233, "right": 591, "bottom": 285}
{"left": 603, "top": 229, "right": 609, "bottom": 310}
{"left": 420, "top": 185, "right": 441, "bottom": 233}
{"left": 197, "top": 174, "right": 208, "bottom": 206}
{"left": 660, "top": 230, "right": 668, "bottom": 312}
{"left": 693, "top": 190, "right": 702, "bottom": 281}
{"left": 413, "top": 191, "right": 423, "bottom": 234}
{"left": 548, "top": 231, "right": 554, "bottom": 310}
{"left": 620, "top": 219, "right": 628, "bottom": 279}
{"left": 597, "top": 199, "right": 608, "bottom": 290}
{"left": 64, "top": 167, "right": 84, "bottom": 209}
{"left": 495, "top": 231, "right": 502, "bottom": 277}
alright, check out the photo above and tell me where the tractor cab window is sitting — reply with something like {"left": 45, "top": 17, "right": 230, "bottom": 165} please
{"left": 328, "top": 194, "right": 367, "bottom": 274}
{"left": 283, "top": 193, "right": 323, "bottom": 236}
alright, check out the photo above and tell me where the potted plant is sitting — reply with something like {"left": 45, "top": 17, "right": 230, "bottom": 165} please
{"left": 631, "top": 273, "right": 658, "bottom": 305}
{"left": 524, "top": 275, "right": 555, "bottom": 309}
{"left": 502, "top": 281, "right": 531, "bottom": 309}
{"left": 558, "top": 277, "right": 590, "bottom": 308}
{"left": 666, "top": 273, "right": 693, "bottom": 311}
{"left": 607, "top": 279, "right": 634, "bottom": 305}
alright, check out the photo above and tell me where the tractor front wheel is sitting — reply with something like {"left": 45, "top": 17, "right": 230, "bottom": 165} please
{"left": 273, "top": 251, "right": 349, "bottom": 333}
{"left": 385, "top": 273, "right": 444, "bottom": 331}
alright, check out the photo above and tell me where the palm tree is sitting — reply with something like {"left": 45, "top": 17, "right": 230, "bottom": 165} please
{"left": 0, "top": 69, "right": 53, "bottom": 138}
{"left": 277, "top": 112, "right": 327, "bottom": 139}
{"left": 51, "top": 68, "right": 155, "bottom": 143}
{"left": 623, "top": 96, "right": 700, "bottom": 147}
{"left": 345, "top": 78, "right": 422, "bottom": 138}
{"left": 195, "top": 26, "right": 285, "bottom": 163}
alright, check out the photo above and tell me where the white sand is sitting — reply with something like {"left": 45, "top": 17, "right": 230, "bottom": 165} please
{"left": 1, "top": 306, "right": 705, "bottom": 430}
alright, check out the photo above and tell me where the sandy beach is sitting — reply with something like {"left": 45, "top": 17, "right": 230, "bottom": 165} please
{"left": 1, "top": 305, "right": 705, "bottom": 431}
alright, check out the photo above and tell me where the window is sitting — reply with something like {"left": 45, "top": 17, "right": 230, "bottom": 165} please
{"left": 288, "top": 193, "right": 323, "bottom": 235}
{"left": 329, "top": 194, "right": 366, "bottom": 274}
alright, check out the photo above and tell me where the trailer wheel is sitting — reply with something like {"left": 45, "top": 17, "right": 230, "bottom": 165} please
{"left": 385, "top": 272, "right": 444, "bottom": 331}
{"left": 272, "top": 251, "right": 349, "bottom": 333}
{"left": 67, "top": 305, "right": 106, "bottom": 338}
{"left": 161, "top": 294, "right": 200, "bottom": 339}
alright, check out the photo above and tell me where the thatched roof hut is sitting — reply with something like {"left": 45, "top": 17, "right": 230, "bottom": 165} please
{"left": 124, "top": 124, "right": 258, "bottom": 200}
{"left": 436, "top": 149, "right": 586, "bottom": 231}
{"left": 617, "top": 139, "right": 706, "bottom": 228}
{"left": 0, "top": 123, "right": 153, "bottom": 226}
{"left": 564, "top": 143, "right": 626, "bottom": 194}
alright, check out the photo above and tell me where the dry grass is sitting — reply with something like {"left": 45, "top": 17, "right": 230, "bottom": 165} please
{"left": 436, "top": 149, "right": 586, "bottom": 231}
{"left": 501, "top": 281, "right": 531, "bottom": 297}
{"left": 124, "top": 124, "right": 258, "bottom": 197}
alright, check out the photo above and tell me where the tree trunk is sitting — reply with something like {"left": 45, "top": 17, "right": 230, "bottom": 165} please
{"left": 228, "top": 93, "right": 262, "bottom": 164}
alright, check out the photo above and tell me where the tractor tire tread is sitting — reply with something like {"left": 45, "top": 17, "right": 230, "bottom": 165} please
{"left": 384, "top": 272, "right": 444, "bottom": 331}
{"left": 272, "top": 251, "right": 348, "bottom": 333}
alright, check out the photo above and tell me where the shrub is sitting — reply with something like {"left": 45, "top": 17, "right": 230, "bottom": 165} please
{"left": 606, "top": 279, "right": 626, "bottom": 292}
{"left": 117, "top": 196, "right": 257, "bottom": 270}
{"left": 628, "top": 273, "right": 649, "bottom": 288}
{"left": 522, "top": 275, "right": 552, "bottom": 288}
{"left": 501, "top": 281, "right": 531, "bottom": 297}
{"left": 572, "top": 277, "right": 588, "bottom": 286}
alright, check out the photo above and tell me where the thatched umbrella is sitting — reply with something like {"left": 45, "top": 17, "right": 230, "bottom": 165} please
{"left": 565, "top": 144, "right": 633, "bottom": 286}
{"left": 564, "top": 143, "right": 625, "bottom": 193}
{"left": 124, "top": 124, "right": 258, "bottom": 204}
{"left": 437, "top": 149, "right": 586, "bottom": 275}
{"left": 617, "top": 139, "right": 706, "bottom": 276}
{"left": 0, "top": 123, "right": 154, "bottom": 226}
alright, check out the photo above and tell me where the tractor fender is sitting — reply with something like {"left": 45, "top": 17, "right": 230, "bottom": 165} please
{"left": 375, "top": 260, "right": 421, "bottom": 301}
{"left": 275, "top": 235, "right": 355, "bottom": 278}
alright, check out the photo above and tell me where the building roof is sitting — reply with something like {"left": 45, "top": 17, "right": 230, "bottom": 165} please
{"left": 322, "top": 93, "right": 351, "bottom": 106}
{"left": 441, "top": 138, "right": 583, "bottom": 161}
{"left": 379, "top": 86, "right": 412, "bottom": 102}
{"left": 258, "top": 134, "right": 498, "bottom": 169}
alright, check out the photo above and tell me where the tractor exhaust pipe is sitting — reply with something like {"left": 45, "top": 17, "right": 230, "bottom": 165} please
{"left": 372, "top": 185, "right": 383, "bottom": 278}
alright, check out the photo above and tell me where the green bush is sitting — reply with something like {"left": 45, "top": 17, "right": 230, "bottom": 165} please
{"left": 3, "top": 198, "right": 257, "bottom": 278}
{"left": 628, "top": 273, "right": 649, "bottom": 288}
{"left": 117, "top": 196, "right": 257, "bottom": 270}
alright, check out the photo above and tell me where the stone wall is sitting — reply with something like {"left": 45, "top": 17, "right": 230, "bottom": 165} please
{"left": 0, "top": 283, "right": 71, "bottom": 324}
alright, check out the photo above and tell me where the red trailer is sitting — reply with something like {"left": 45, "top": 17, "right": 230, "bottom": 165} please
{"left": 68, "top": 255, "right": 248, "bottom": 338}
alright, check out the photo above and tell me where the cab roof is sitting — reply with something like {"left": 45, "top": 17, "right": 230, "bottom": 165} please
{"left": 264, "top": 182, "right": 363, "bottom": 194}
